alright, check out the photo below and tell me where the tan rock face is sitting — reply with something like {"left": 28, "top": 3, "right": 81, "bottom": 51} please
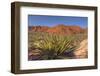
{"left": 74, "top": 39, "right": 88, "bottom": 58}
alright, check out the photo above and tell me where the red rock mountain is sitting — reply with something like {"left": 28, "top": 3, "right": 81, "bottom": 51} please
{"left": 29, "top": 24, "right": 86, "bottom": 35}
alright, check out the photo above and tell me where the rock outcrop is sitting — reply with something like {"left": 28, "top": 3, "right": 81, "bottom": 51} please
{"left": 73, "top": 39, "right": 88, "bottom": 58}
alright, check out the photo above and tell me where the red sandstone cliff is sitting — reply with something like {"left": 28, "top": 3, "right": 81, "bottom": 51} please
{"left": 29, "top": 24, "right": 86, "bottom": 35}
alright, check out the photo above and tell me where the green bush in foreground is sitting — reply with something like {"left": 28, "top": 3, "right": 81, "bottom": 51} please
{"left": 36, "top": 33, "right": 76, "bottom": 59}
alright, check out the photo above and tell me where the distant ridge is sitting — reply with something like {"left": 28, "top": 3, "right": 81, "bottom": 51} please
{"left": 29, "top": 24, "right": 86, "bottom": 35}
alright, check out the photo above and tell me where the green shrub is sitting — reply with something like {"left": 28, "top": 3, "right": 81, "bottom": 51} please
{"left": 37, "top": 33, "right": 76, "bottom": 59}
{"left": 28, "top": 31, "right": 87, "bottom": 60}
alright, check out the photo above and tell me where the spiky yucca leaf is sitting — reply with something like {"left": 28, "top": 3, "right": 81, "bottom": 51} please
{"left": 37, "top": 33, "right": 75, "bottom": 59}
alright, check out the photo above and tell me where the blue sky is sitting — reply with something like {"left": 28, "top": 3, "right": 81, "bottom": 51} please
{"left": 28, "top": 15, "right": 88, "bottom": 28}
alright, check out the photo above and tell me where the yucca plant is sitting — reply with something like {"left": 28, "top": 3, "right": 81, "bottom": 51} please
{"left": 37, "top": 33, "right": 76, "bottom": 59}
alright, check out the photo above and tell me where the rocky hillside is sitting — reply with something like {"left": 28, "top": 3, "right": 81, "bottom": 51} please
{"left": 29, "top": 24, "right": 86, "bottom": 35}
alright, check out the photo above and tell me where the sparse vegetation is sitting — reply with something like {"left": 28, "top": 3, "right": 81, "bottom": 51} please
{"left": 28, "top": 31, "right": 87, "bottom": 60}
{"left": 37, "top": 33, "right": 76, "bottom": 59}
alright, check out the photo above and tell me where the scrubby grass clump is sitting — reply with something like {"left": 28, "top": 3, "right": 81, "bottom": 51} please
{"left": 28, "top": 32, "right": 77, "bottom": 60}
{"left": 39, "top": 34, "right": 76, "bottom": 59}
{"left": 28, "top": 30, "right": 88, "bottom": 60}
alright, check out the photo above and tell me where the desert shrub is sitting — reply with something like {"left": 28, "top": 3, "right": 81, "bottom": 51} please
{"left": 36, "top": 33, "right": 76, "bottom": 59}
{"left": 28, "top": 31, "right": 87, "bottom": 60}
